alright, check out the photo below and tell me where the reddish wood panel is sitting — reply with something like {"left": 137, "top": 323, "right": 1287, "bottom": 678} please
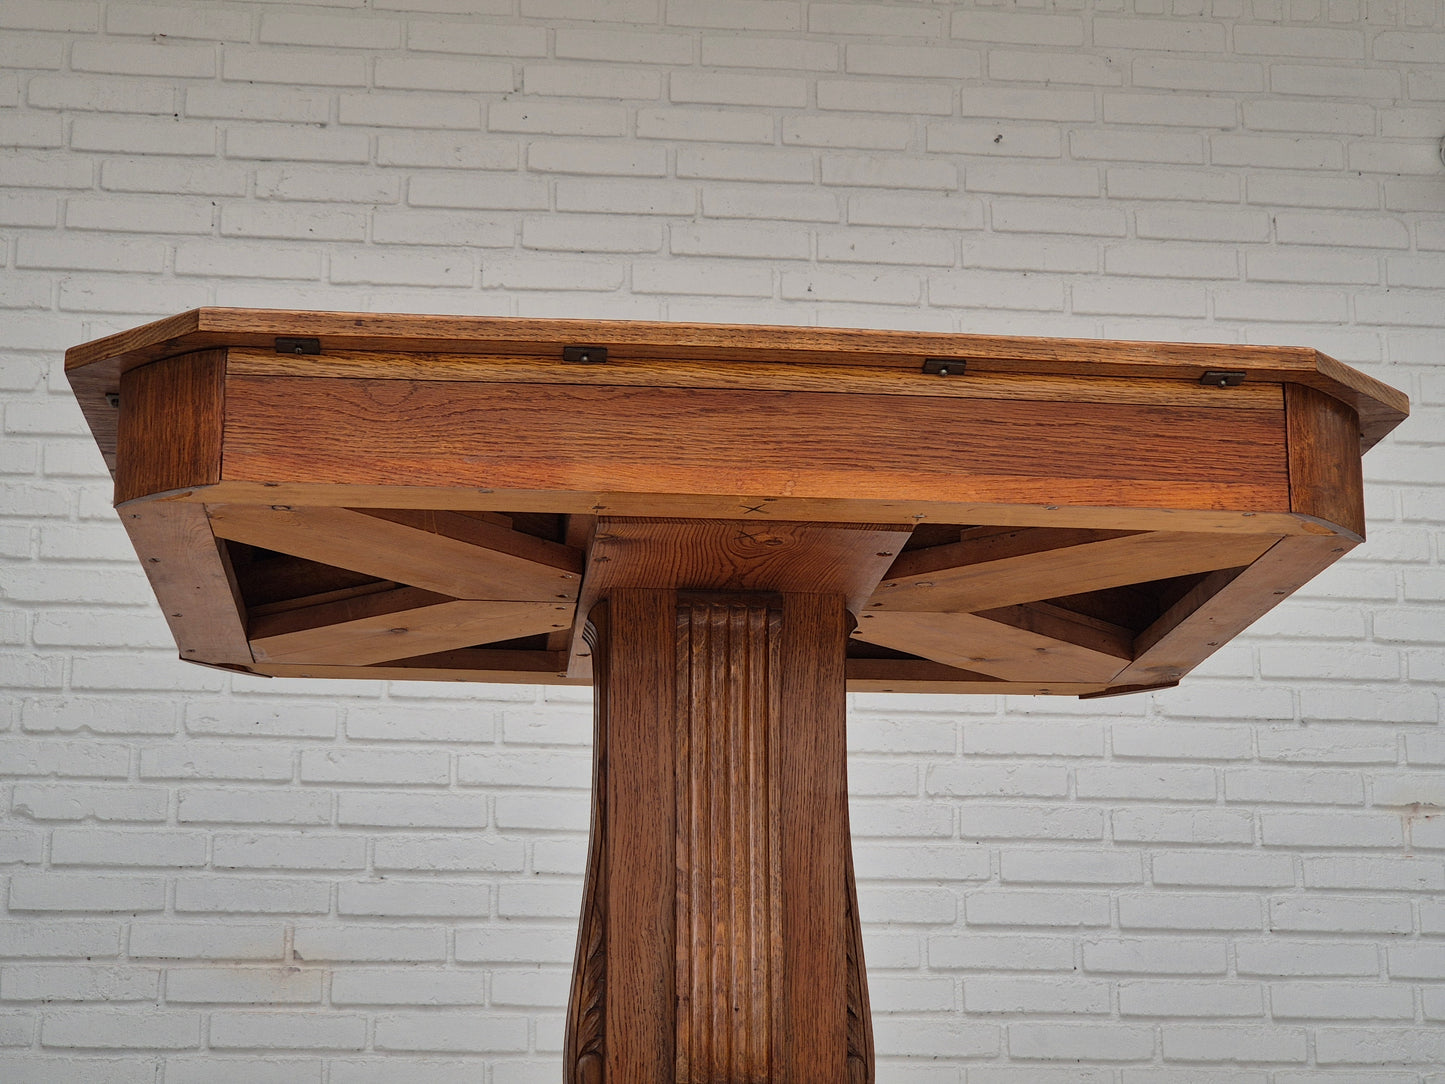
{"left": 778, "top": 593, "right": 856, "bottom": 1082}
{"left": 596, "top": 592, "right": 677, "bottom": 1082}
{"left": 115, "top": 349, "right": 225, "bottom": 504}
{"left": 1287, "top": 383, "right": 1366, "bottom": 540}
{"left": 221, "top": 375, "right": 1292, "bottom": 515}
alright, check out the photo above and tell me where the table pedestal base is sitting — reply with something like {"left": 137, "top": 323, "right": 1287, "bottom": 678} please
{"left": 565, "top": 589, "right": 872, "bottom": 1083}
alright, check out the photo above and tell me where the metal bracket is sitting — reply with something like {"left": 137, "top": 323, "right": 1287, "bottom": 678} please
{"left": 1200, "top": 370, "right": 1246, "bottom": 387}
{"left": 276, "top": 336, "right": 321, "bottom": 356}
{"left": 922, "top": 358, "right": 965, "bottom": 376}
{"left": 563, "top": 345, "right": 607, "bottom": 364}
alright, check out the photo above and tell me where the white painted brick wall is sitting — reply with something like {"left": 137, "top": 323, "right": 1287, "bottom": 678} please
{"left": 1, "top": 1, "right": 1442, "bottom": 1079}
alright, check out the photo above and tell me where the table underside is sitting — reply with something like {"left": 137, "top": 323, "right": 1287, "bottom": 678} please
{"left": 70, "top": 321, "right": 1385, "bottom": 698}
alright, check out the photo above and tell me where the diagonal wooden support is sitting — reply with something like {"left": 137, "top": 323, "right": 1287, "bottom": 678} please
{"left": 853, "top": 603, "right": 1134, "bottom": 684}
{"left": 247, "top": 586, "right": 572, "bottom": 665}
{"left": 207, "top": 504, "right": 582, "bottom": 601}
{"left": 870, "top": 528, "right": 1279, "bottom": 613}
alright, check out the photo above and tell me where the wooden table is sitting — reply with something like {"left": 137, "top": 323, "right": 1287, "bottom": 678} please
{"left": 66, "top": 309, "right": 1407, "bottom": 1082}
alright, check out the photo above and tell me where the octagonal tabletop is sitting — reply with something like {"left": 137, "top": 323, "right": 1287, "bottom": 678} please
{"left": 65, "top": 308, "right": 1408, "bottom": 699}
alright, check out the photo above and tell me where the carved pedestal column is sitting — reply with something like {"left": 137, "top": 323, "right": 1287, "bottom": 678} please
{"left": 565, "top": 589, "right": 873, "bottom": 1083}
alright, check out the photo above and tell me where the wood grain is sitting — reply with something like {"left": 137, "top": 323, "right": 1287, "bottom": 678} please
{"left": 227, "top": 346, "right": 1287, "bottom": 411}
{"left": 220, "top": 375, "right": 1293, "bottom": 516}
{"left": 871, "top": 529, "right": 1280, "bottom": 613}
{"left": 63, "top": 310, "right": 1408, "bottom": 458}
{"left": 1112, "top": 533, "right": 1358, "bottom": 688}
{"left": 115, "top": 350, "right": 225, "bottom": 504}
{"left": 174, "top": 479, "right": 1324, "bottom": 537}
{"left": 596, "top": 591, "right": 677, "bottom": 1082}
{"left": 854, "top": 606, "right": 1132, "bottom": 684}
{"left": 674, "top": 596, "right": 783, "bottom": 1080}
{"left": 566, "top": 591, "right": 870, "bottom": 1081}
{"left": 778, "top": 592, "right": 853, "bottom": 1082}
{"left": 206, "top": 504, "right": 580, "bottom": 601}
{"left": 247, "top": 589, "right": 572, "bottom": 665}
{"left": 1286, "top": 383, "right": 1366, "bottom": 540}
{"left": 118, "top": 500, "right": 253, "bottom": 666}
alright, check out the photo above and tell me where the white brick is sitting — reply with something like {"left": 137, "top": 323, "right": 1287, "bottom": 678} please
{"left": 259, "top": 12, "right": 401, "bottom": 50}
{"left": 225, "top": 125, "right": 370, "bottom": 164}
{"left": 0, "top": 922, "right": 120, "bottom": 959}
{"left": 222, "top": 48, "right": 366, "bottom": 87}
{"left": 71, "top": 40, "right": 216, "bottom": 78}
{"left": 818, "top": 79, "right": 953, "bottom": 116}
{"left": 670, "top": 70, "right": 808, "bottom": 108}
{"left": 555, "top": 26, "right": 691, "bottom": 64}
{"left": 818, "top": 228, "right": 955, "bottom": 268}
{"left": 292, "top": 925, "right": 445, "bottom": 963}
{"left": 1269, "top": 895, "right": 1412, "bottom": 935}
{"left": 141, "top": 744, "right": 293, "bottom": 781}
{"left": 407, "top": 20, "right": 546, "bottom": 56}
{"left": 372, "top": 836, "right": 524, "bottom": 872}
{"left": 966, "top": 890, "right": 1111, "bottom": 928}
{"left": 70, "top": 116, "right": 216, "bottom": 156}
{"left": 1118, "top": 893, "right": 1262, "bottom": 932}
{"left": 12, "top": 783, "right": 167, "bottom": 822}
{"left": 1275, "top": 212, "right": 1410, "bottom": 249}
{"left": 165, "top": 967, "right": 323, "bottom": 1004}
{"left": 669, "top": 221, "right": 808, "bottom": 259}
{"left": 989, "top": 49, "right": 1120, "bottom": 86}
{"left": 178, "top": 788, "right": 330, "bottom": 826}
{"left": 929, "top": 934, "right": 1073, "bottom": 972}
{"left": 965, "top": 977, "right": 1107, "bottom": 1015}
{"left": 1234, "top": 25, "right": 1364, "bottom": 58}
{"left": 1271, "top": 981, "right": 1413, "bottom": 1020}
{"left": 331, "top": 968, "right": 487, "bottom": 1006}
{"left": 220, "top": 203, "right": 368, "bottom": 242}
{"left": 106, "top": 4, "right": 252, "bottom": 41}
{"left": 1303, "top": 856, "right": 1445, "bottom": 892}
{"left": 342, "top": 93, "right": 480, "bottom": 130}
{"left": 50, "top": 828, "right": 207, "bottom": 868}
{"left": 1315, "top": 1027, "right": 1445, "bottom": 1065}
{"left": 188, "top": 86, "right": 331, "bottom": 124}
{"left": 526, "top": 139, "right": 666, "bottom": 177}
{"left": 1111, "top": 808, "right": 1254, "bottom": 845}
{"left": 373, "top": 1011, "right": 527, "bottom": 1052}
{"left": 41, "top": 1010, "right": 199, "bottom": 1050}
{"left": 9, "top": 873, "right": 166, "bottom": 913}
{"left": 209, "top": 1011, "right": 366, "bottom": 1050}
{"left": 951, "top": 11, "right": 1083, "bottom": 46}
{"left": 523, "top": 63, "right": 657, "bottom": 101}
{"left": 339, "top": 880, "right": 490, "bottom": 917}
{"left": 1120, "top": 980, "right": 1263, "bottom": 1018}
{"left": 376, "top": 133, "right": 517, "bottom": 170}
{"left": 1132, "top": 56, "right": 1264, "bottom": 92}
{"left": 376, "top": 56, "right": 513, "bottom": 94}
{"left": 1007, "top": 1022, "right": 1154, "bottom": 1061}
{"left": 637, "top": 107, "right": 774, "bottom": 143}
{"left": 299, "top": 749, "right": 447, "bottom": 785}
{"left": 214, "top": 833, "right": 366, "bottom": 871}
{"left": 1162, "top": 1025, "right": 1307, "bottom": 1063}
{"left": 175, "top": 877, "right": 331, "bottom": 915}
{"left": 129, "top": 923, "right": 285, "bottom": 960}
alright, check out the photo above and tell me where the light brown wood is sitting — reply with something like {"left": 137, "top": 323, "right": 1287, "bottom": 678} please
{"left": 206, "top": 504, "right": 580, "bottom": 601}
{"left": 248, "top": 589, "right": 571, "bottom": 666}
{"left": 219, "top": 374, "right": 1293, "bottom": 517}
{"left": 118, "top": 501, "right": 253, "bottom": 666}
{"left": 227, "top": 346, "right": 1287, "bottom": 412}
{"left": 855, "top": 606, "right": 1133, "bottom": 684}
{"left": 165, "top": 480, "right": 1328, "bottom": 537}
{"left": 567, "top": 591, "right": 870, "bottom": 1082}
{"left": 115, "top": 350, "right": 225, "bottom": 505}
{"left": 65, "top": 307, "right": 1407, "bottom": 450}
{"left": 870, "top": 529, "right": 1280, "bottom": 613}
{"left": 1113, "top": 533, "right": 1358, "bottom": 688}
